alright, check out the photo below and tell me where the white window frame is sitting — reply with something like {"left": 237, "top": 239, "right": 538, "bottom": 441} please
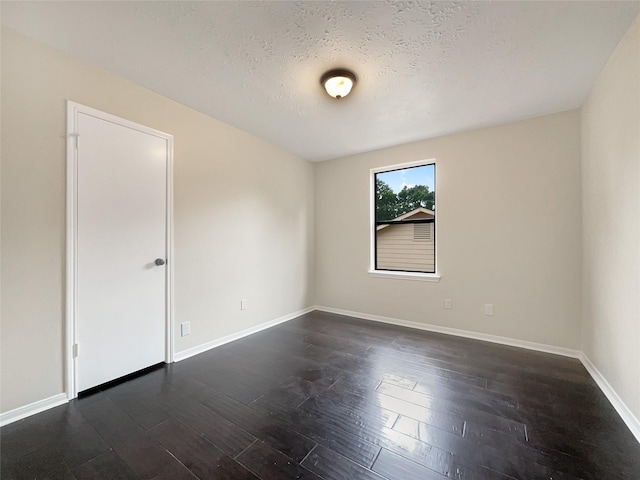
{"left": 369, "top": 159, "right": 440, "bottom": 282}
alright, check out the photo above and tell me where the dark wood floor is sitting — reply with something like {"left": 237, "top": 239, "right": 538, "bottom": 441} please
{"left": 2, "top": 311, "right": 639, "bottom": 479}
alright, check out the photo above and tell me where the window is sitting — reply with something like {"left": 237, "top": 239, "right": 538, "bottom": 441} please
{"left": 372, "top": 161, "right": 436, "bottom": 276}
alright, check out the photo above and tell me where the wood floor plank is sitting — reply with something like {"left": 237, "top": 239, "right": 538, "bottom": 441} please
{"left": 309, "top": 384, "right": 465, "bottom": 436}
{"left": 412, "top": 377, "right": 518, "bottom": 410}
{"left": 302, "top": 444, "right": 386, "bottom": 480}
{"left": 201, "top": 393, "right": 317, "bottom": 463}
{"left": 0, "top": 400, "right": 109, "bottom": 473}
{"left": 364, "top": 345, "right": 489, "bottom": 389}
{"left": 277, "top": 374, "right": 339, "bottom": 398}
{"left": 73, "top": 450, "right": 137, "bottom": 480}
{"left": 371, "top": 448, "right": 449, "bottom": 480}
{"left": 394, "top": 415, "right": 465, "bottom": 443}
{"left": 106, "top": 389, "right": 172, "bottom": 431}
{"left": 376, "top": 382, "right": 527, "bottom": 438}
{"left": 300, "top": 395, "right": 473, "bottom": 477}
{"left": 204, "top": 392, "right": 380, "bottom": 468}
{"left": 302, "top": 394, "right": 400, "bottom": 431}
{"left": 249, "top": 386, "right": 308, "bottom": 415}
{"left": 159, "top": 392, "right": 257, "bottom": 456}
{"left": 149, "top": 417, "right": 258, "bottom": 480}
{"left": 273, "top": 408, "right": 382, "bottom": 468}
{"left": 72, "top": 395, "right": 194, "bottom": 479}
{"left": 236, "top": 441, "right": 322, "bottom": 480}
{"left": 2, "top": 445, "right": 78, "bottom": 480}
{"left": 160, "top": 371, "right": 219, "bottom": 401}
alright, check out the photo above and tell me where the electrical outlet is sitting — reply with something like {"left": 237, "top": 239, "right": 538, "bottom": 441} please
{"left": 485, "top": 304, "right": 494, "bottom": 316}
{"left": 444, "top": 299, "right": 452, "bottom": 310}
{"left": 181, "top": 322, "right": 191, "bottom": 336}
{"left": 241, "top": 299, "right": 248, "bottom": 311}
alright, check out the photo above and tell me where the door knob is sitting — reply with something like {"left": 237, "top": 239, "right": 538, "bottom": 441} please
{"left": 154, "top": 258, "right": 166, "bottom": 266}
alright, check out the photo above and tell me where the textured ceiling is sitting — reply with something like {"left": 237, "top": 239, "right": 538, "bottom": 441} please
{"left": 2, "top": 1, "right": 639, "bottom": 161}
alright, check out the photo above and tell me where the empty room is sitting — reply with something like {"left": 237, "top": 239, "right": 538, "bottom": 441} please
{"left": 1, "top": 1, "right": 639, "bottom": 479}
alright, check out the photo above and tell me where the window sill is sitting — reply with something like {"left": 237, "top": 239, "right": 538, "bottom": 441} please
{"left": 368, "top": 270, "right": 441, "bottom": 282}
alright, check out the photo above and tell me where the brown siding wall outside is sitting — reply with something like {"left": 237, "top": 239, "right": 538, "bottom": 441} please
{"left": 376, "top": 223, "right": 435, "bottom": 272}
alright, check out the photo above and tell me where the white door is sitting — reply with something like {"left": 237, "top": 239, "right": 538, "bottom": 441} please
{"left": 73, "top": 107, "right": 171, "bottom": 392}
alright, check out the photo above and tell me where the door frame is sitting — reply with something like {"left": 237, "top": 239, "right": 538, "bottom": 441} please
{"left": 65, "top": 101, "right": 174, "bottom": 399}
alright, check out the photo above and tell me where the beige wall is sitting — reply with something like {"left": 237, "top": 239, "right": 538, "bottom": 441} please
{"left": 315, "top": 110, "right": 582, "bottom": 349}
{"left": 581, "top": 15, "right": 640, "bottom": 422}
{"left": 0, "top": 28, "right": 314, "bottom": 413}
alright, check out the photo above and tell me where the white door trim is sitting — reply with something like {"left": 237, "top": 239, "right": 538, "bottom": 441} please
{"left": 66, "top": 101, "right": 174, "bottom": 399}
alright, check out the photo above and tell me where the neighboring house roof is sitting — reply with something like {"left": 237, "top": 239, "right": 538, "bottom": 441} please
{"left": 377, "top": 207, "right": 434, "bottom": 231}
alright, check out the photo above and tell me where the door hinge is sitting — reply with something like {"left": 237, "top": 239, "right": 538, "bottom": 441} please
{"left": 70, "top": 133, "right": 79, "bottom": 150}
{"left": 73, "top": 343, "right": 79, "bottom": 358}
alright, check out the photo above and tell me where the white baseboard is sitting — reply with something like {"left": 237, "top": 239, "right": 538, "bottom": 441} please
{"left": 579, "top": 353, "right": 640, "bottom": 443}
{"left": 314, "top": 305, "right": 640, "bottom": 444}
{"left": 0, "top": 393, "right": 68, "bottom": 427}
{"left": 1, "top": 306, "right": 315, "bottom": 425}
{"left": 4, "top": 306, "right": 638, "bottom": 447}
{"left": 173, "top": 306, "right": 316, "bottom": 362}
{"left": 314, "top": 305, "right": 581, "bottom": 358}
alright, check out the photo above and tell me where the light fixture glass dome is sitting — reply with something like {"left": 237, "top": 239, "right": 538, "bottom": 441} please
{"left": 321, "top": 69, "right": 357, "bottom": 99}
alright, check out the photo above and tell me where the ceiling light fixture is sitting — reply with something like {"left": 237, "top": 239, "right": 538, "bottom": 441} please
{"left": 320, "top": 69, "right": 357, "bottom": 99}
